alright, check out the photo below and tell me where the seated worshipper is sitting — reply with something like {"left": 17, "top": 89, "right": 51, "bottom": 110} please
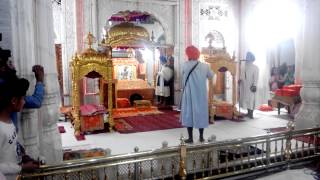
{"left": 277, "top": 63, "right": 287, "bottom": 88}
{"left": 279, "top": 65, "right": 295, "bottom": 86}
{"left": 269, "top": 67, "right": 280, "bottom": 91}
{"left": 239, "top": 52, "right": 259, "bottom": 119}
{"left": 180, "top": 45, "right": 214, "bottom": 143}
{"left": 0, "top": 49, "right": 44, "bottom": 131}
{"left": 0, "top": 78, "right": 40, "bottom": 180}
{"left": 155, "top": 61, "right": 174, "bottom": 105}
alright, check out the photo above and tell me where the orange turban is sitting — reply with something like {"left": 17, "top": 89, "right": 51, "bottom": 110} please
{"left": 185, "top": 45, "right": 200, "bottom": 60}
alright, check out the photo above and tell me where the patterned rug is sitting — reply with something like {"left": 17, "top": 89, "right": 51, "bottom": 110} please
{"left": 114, "top": 110, "right": 181, "bottom": 133}
{"left": 113, "top": 106, "right": 163, "bottom": 119}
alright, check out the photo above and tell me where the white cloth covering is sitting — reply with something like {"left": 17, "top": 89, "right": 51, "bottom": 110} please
{"left": 155, "top": 65, "right": 173, "bottom": 97}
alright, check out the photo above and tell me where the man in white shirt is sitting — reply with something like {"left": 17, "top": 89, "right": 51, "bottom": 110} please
{"left": 239, "top": 52, "right": 259, "bottom": 119}
{"left": 0, "top": 78, "right": 39, "bottom": 180}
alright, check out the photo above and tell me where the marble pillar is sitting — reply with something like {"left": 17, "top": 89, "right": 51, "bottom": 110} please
{"left": 61, "top": 0, "right": 76, "bottom": 105}
{"left": 0, "top": 0, "right": 12, "bottom": 50}
{"left": 10, "top": 0, "right": 63, "bottom": 164}
{"left": 174, "top": 0, "right": 186, "bottom": 105}
{"left": 295, "top": 0, "right": 320, "bottom": 129}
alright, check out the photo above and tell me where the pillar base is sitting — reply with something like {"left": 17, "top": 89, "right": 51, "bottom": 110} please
{"left": 295, "top": 81, "right": 320, "bottom": 129}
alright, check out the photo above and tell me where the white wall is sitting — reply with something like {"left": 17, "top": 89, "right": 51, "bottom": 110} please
{"left": 52, "top": 1, "right": 63, "bottom": 44}
{"left": 192, "top": 0, "right": 240, "bottom": 57}
{"left": 191, "top": 0, "right": 240, "bottom": 102}
{"left": 0, "top": 0, "right": 12, "bottom": 50}
{"left": 95, "top": 0, "right": 175, "bottom": 45}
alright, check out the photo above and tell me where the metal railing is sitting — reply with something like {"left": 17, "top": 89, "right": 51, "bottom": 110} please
{"left": 20, "top": 124, "right": 320, "bottom": 180}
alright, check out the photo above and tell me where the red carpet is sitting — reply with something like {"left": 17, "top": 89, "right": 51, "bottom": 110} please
{"left": 268, "top": 127, "right": 320, "bottom": 145}
{"left": 114, "top": 110, "right": 182, "bottom": 133}
{"left": 295, "top": 136, "right": 320, "bottom": 145}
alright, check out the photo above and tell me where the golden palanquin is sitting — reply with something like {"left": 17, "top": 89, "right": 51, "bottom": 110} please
{"left": 70, "top": 35, "right": 114, "bottom": 135}
{"left": 204, "top": 51, "right": 238, "bottom": 120}
{"left": 99, "top": 21, "right": 155, "bottom": 107}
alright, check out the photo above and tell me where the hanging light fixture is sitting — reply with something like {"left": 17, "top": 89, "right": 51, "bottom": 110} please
{"left": 83, "top": 0, "right": 96, "bottom": 51}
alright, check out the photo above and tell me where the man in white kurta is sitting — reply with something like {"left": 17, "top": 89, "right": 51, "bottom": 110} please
{"left": 239, "top": 52, "right": 259, "bottom": 119}
{"left": 155, "top": 64, "right": 173, "bottom": 102}
{"left": 180, "top": 46, "right": 214, "bottom": 143}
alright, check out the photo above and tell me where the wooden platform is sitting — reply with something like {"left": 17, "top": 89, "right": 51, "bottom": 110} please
{"left": 271, "top": 95, "right": 301, "bottom": 115}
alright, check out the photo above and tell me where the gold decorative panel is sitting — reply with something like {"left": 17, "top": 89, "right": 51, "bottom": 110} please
{"left": 104, "top": 22, "right": 151, "bottom": 48}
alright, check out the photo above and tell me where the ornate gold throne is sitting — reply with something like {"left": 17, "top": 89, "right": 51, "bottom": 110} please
{"left": 205, "top": 53, "right": 238, "bottom": 120}
{"left": 70, "top": 33, "right": 114, "bottom": 136}
{"left": 99, "top": 21, "right": 155, "bottom": 106}
{"left": 202, "top": 30, "right": 239, "bottom": 120}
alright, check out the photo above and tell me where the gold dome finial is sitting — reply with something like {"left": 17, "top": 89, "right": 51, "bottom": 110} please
{"left": 106, "top": 22, "right": 150, "bottom": 48}
{"left": 82, "top": 32, "right": 97, "bottom": 55}
{"left": 85, "top": 32, "right": 96, "bottom": 49}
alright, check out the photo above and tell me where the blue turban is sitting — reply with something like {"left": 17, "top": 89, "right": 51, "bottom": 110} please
{"left": 160, "top": 55, "right": 167, "bottom": 65}
{"left": 246, "top": 52, "right": 256, "bottom": 61}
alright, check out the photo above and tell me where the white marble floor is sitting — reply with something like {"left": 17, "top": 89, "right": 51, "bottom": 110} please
{"left": 257, "top": 168, "right": 317, "bottom": 180}
{"left": 59, "top": 109, "right": 291, "bottom": 155}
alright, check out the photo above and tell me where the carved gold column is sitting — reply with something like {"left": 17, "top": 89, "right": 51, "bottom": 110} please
{"left": 107, "top": 60, "right": 114, "bottom": 131}
{"left": 70, "top": 34, "right": 114, "bottom": 135}
{"left": 232, "top": 75, "right": 236, "bottom": 103}
{"left": 71, "top": 55, "right": 81, "bottom": 136}
{"left": 179, "top": 136, "right": 187, "bottom": 179}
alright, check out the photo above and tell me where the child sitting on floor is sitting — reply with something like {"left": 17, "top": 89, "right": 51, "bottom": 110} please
{"left": 0, "top": 77, "right": 39, "bottom": 180}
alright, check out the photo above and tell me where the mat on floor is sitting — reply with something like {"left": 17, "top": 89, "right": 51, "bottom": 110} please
{"left": 219, "top": 146, "right": 264, "bottom": 163}
{"left": 114, "top": 110, "right": 182, "bottom": 133}
{"left": 267, "top": 127, "right": 320, "bottom": 145}
{"left": 63, "top": 148, "right": 105, "bottom": 161}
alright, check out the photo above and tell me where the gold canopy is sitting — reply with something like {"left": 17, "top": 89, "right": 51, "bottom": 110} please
{"left": 70, "top": 33, "right": 114, "bottom": 135}
{"left": 105, "top": 22, "right": 151, "bottom": 48}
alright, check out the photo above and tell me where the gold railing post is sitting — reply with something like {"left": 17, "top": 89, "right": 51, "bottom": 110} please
{"left": 16, "top": 174, "right": 22, "bottom": 180}
{"left": 266, "top": 130, "right": 271, "bottom": 166}
{"left": 134, "top": 146, "right": 139, "bottom": 180}
{"left": 285, "top": 121, "right": 294, "bottom": 169}
{"left": 107, "top": 60, "right": 114, "bottom": 132}
{"left": 316, "top": 125, "right": 320, "bottom": 154}
{"left": 179, "top": 135, "right": 187, "bottom": 180}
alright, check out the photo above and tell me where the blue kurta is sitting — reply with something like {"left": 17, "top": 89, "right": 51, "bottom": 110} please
{"left": 180, "top": 61, "right": 214, "bottom": 128}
